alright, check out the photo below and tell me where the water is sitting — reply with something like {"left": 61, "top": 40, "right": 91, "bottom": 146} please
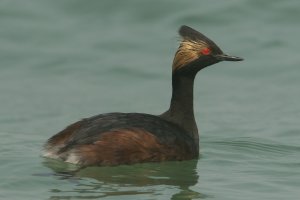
{"left": 0, "top": 0, "right": 299, "bottom": 199}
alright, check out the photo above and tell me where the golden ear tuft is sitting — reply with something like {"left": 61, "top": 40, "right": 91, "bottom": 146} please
{"left": 172, "top": 39, "right": 209, "bottom": 71}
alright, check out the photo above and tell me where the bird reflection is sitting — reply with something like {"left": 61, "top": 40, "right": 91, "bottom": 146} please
{"left": 43, "top": 159, "right": 207, "bottom": 199}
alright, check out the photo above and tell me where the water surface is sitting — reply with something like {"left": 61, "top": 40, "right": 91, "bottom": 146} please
{"left": 0, "top": 0, "right": 300, "bottom": 199}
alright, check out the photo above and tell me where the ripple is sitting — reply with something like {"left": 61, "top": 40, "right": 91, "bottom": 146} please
{"left": 206, "top": 137, "right": 300, "bottom": 157}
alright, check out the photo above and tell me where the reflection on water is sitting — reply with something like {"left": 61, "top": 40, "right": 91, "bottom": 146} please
{"left": 43, "top": 159, "right": 205, "bottom": 200}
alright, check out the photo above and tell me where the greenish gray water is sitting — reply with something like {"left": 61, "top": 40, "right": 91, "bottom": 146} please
{"left": 1, "top": 0, "right": 299, "bottom": 199}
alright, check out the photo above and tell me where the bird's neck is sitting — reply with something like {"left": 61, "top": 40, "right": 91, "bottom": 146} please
{"left": 160, "top": 72, "right": 199, "bottom": 147}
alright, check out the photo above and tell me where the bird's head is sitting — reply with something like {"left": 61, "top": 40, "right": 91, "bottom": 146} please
{"left": 173, "top": 25, "right": 243, "bottom": 75}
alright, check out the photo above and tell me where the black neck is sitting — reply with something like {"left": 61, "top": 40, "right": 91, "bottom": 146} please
{"left": 160, "top": 72, "right": 199, "bottom": 148}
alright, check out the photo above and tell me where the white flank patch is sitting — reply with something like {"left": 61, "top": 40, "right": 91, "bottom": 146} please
{"left": 65, "top": 152, "right": 80, "bottom": 164}
{"left": 42, "top": 149, "right": 60, "bottom": 159}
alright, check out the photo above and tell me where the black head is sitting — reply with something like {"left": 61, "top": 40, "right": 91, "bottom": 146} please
{"left": 173, "top": 25, "right": 243, "bottom": 74}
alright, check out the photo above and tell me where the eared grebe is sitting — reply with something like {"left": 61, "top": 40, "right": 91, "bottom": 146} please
{"left": 43, "top": 25, "right": 243, "bottom": 167}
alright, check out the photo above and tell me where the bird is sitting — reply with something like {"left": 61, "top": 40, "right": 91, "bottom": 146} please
{"left": 43, "top": 25, "right": 243, "bottom": 167}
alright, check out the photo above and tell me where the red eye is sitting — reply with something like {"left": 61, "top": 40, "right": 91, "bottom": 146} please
{"left": 201, "top": 47, "right": 211, "bottom": 55}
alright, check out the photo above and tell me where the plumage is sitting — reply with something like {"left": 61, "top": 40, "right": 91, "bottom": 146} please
{"left": 43, "top": 25, "right": 243, "bottom": 167}
{"left": 44, "top": 113, "right": 197, "bottom": 166}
